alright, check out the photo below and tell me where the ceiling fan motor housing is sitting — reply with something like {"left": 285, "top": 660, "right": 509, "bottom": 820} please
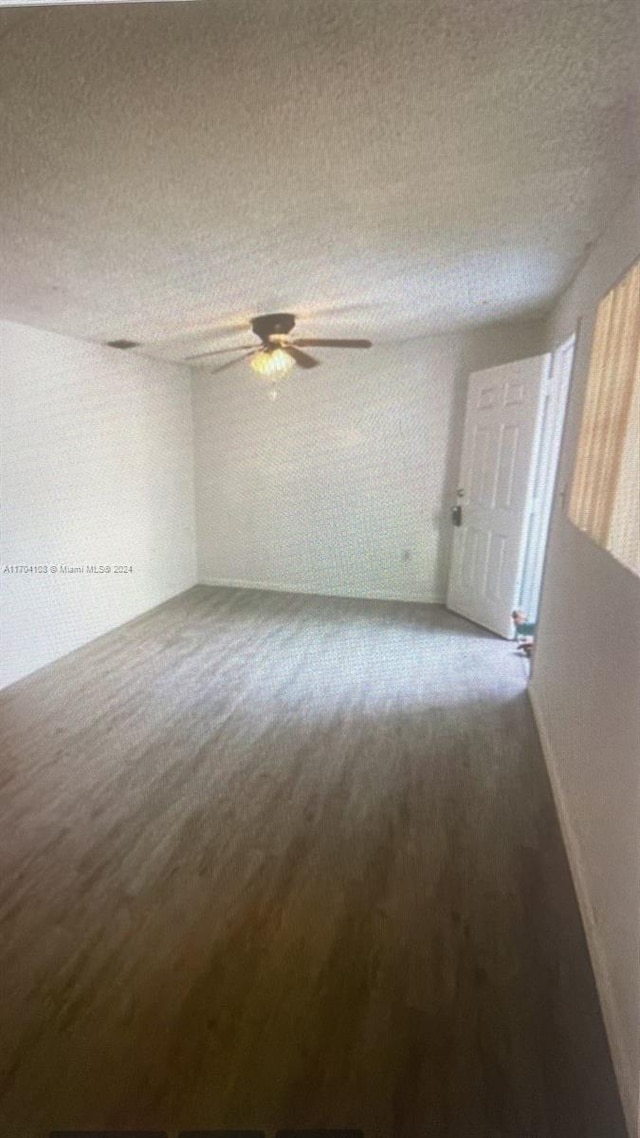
{"left": 251, "top": 312, "right": 296, "bottom": 345}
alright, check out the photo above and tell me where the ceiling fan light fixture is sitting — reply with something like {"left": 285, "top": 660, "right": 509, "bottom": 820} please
{"left": 250, "top": 347, "right": 295, "bottom": 378}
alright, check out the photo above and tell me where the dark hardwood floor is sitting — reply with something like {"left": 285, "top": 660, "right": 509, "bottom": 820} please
{"left": 0, "top": 586, "right": 626, "bottom": 1138}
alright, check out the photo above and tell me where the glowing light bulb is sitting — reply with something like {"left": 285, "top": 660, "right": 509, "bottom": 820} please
{"left": 250, "top": 347, "right": 295, "bottom": 379}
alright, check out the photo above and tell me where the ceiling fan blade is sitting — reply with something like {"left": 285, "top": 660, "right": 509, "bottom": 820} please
{"left": 293, "top": 338, "right": 372, "bottom": 349}
{"left": 186, "top": 343, "right": 256, "bottom": 360}
{"left": 284, "top": 345, "right": 321, "bottom": 369}
{"left": 190, "top": 352, "right": 255, "bottom": 374}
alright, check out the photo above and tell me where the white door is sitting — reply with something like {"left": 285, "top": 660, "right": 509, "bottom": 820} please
{"left": 518, "top": 336, "right": 575, "bottom": 622}
{"left": 446, "top": 353, "right": 551, "bottom": 638}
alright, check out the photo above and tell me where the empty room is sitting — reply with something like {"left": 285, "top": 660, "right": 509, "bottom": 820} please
{"left": 1, "top": 1, "right": 639, "bottom": 1137}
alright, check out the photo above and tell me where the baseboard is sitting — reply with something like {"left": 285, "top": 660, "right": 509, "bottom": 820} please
{"left": 198, "top": 575, "right": 445, "bottom": 605}
{"left": 528, "top": 683, "right": 636, "bottom": 1138}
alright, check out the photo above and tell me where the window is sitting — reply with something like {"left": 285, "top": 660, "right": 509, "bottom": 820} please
{"left": 569, "top": 260, "right": 640, "bottom": 574}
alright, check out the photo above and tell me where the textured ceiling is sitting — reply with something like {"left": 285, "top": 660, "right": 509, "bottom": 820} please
{"left": 0, "top": 0, "right": 638, "bottom": 361}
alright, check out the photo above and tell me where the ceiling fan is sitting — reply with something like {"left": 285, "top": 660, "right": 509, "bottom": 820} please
{"left": 185, "top": 312, "right": 372, "bottom": 377}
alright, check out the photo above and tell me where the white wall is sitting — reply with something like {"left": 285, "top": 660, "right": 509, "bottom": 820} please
{"left": 1, "top": 322, "right": 197, "bottom": 689}
{"left": 193, "top": 321, "right": 544, "bottom": 603}
{"left": 530, "top": 181, "right": 640, "bottom": 1137}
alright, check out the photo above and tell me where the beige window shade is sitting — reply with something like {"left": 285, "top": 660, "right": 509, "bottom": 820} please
{"left": 569, "top": 260, "right": 640, "bottom": 573}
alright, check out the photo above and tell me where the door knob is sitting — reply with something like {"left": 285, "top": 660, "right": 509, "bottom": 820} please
{"left": 451, "top": 504, "right": 462, "bottom": 526}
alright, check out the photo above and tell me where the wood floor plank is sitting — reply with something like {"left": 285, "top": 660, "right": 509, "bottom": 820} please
{"left": 0, "top": 586, "right": 627, "bottom": 1137}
